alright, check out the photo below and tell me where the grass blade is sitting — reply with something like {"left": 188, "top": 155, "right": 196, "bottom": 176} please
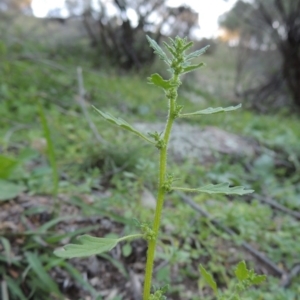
{"left": 37, "top": 100, "right": 59, "bottom": 213}
{"left": 25, "top": 252, "right": 61, "bottom": 297}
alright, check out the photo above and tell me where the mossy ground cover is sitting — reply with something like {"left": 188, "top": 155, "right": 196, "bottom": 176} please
{"left": 0, "top": 18, "right": 300, "bottom": 300}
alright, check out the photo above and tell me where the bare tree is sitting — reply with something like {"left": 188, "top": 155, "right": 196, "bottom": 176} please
{"left": 0, "top": 0, "right": 32, "bottom": 13}
{"left": 64, "top": 0, "right": 199, "bottom": 69}
{"left": 220, "top": 0, "right": 300, "bottom": 111}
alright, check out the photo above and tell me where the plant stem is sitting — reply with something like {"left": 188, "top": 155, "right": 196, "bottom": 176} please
{"left": 143, "top": 89, "right": 177, "bottom": 299}
{"left": 118, "top": 234, "right": 143, "bottom": 242}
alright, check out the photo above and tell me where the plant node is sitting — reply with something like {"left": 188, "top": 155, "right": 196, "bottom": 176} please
{"left": 141, "top": 223, "right": 157, "bottom": 241}
{"left": 173, "top": 104, "right": 184, "bottom": 118}
{"left": 162, "top": 174, "right": 174, "bottom": 192}
{"left": 149, "top": 285, "right": 169, "bottom": 300}
{"left": 148, "top": 131, "right": 166, "bottom": 149}
{"left": 165, "top": 89, "right": 177, "bottom": 100}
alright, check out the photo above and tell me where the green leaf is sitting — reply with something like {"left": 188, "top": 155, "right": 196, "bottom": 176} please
{"left": 163, "top": 42, "right": 177, "bottom": 57}
{"left": 235, "top": 261, "right": 249, "bottom": 281}
{"left": 54, "top": 235, "right": 120, "bottom": 258}
{"left": 0, "top": 179, "right": 25, "bottom": 201}
{"left": 185, "top": 45, "right": 210, "bottom": 61}
{"left": 25, "top": 252, "right": 61, "bottom": 296}
{"left": 146, "top": 35, "right": 170, "bottom": 64}
{"left": 251, "top": 274, "right": 267, "bottom": 284}
{"left": 182, "top": 41, "right": 194, "bottom": 52}
{"left": 4, "top": 276, "right": 27, "bottom": 300}
{"left": 173, "top": 183, "right": 254, "bottom": 195}
{"left": 0, "top": 238, "right": 11, "bottom": 265}
{"left": 195, "top": 183, "right": 254, "bottom": 195}
{"left": 0, "top": 155, "right": 18, "bottom": 179}
{"left": 93, "top": 107, "right": 155, "bottom": 144}
{"left": 182, "top": 62, "right": 205, "bottom": 74}
{"left": 180, "top": 104, "right": 242, "bottom": 117}
{"left": 199, "top": 265, "right": 218, "bottom": 293}
{"left": 122, "top": 243, "right": 132, "bottom": 257}
{"left": 148, "top": 73, "right": 177, "bottom": 90}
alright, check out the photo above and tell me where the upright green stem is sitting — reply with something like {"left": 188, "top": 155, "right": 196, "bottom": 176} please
{"left": 143, "top": 81, "right": 177, "bottom": 299}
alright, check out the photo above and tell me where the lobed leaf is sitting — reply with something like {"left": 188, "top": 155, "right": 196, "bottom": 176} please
{"left": 185, "top": 45, "right": 210, "bottom": 61}
{"left": 251, "top": 274, "right": 267, "bottom": 284}
{"left": 54, "top": 235, "right": 119, "bottom": 258}
{"left": 235, "top": 261, "right": 249, "bottom": 281}
{"left": 93, "top": 107, "right": 154, "bottom": 144}
{"left": 148, "top": 73, "right": 177, "bottom": 90}
{"left": 199, "top": 265, "right": 218, "bottom": 293}
{"left": 180, "top": 104, "right": 241, "bottom": 117}
{"left": 195, "top": 183, "right": 254, "bottom": 195}
{"left": 146, "top": 35, "right": 170, "bottom": 64}
{"left": 163, "top": 42, "right": 177, "bottom": 57}
{"left": 182, "top": 62, "right": 205, "bottom": 74}
{"left": 182, "top": 41, "right": 194, "bottom": 52}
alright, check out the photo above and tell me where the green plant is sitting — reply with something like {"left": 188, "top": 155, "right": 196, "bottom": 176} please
{"left": 54, "top": 36, "right": 255, "bottom": 299}
{"left": 200, "top": 261, "right": 266, "bottom": 300}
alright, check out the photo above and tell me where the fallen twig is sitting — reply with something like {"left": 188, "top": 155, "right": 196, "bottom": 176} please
{"left": 177, "top": 192, "right": 285, "bottom": 277}
{"left": 254, "top": 193, "right": 300, "bottom": 220}
{"left": 280, "top": 264, "right": 300, "bottom": 288}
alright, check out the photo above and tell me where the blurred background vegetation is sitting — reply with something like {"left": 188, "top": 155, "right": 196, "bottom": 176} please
{"left": 0, "top": 0, "right": 300, "bottom": 299}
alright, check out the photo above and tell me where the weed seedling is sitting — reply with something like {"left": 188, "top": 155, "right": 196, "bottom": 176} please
{"left": 54, "top": 36, "right": 255, "bottom": 299}
{"left": 200, "top": 261, "right": 266, "bottom": 300}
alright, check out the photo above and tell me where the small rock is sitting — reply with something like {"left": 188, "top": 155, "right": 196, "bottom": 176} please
{"left": 134, "top": 123, "right": 256, "bottom": 162}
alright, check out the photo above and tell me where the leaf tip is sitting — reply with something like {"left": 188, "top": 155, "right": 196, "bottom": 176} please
{"left": 53, "top": 248, "right": 65, "bottom": 258}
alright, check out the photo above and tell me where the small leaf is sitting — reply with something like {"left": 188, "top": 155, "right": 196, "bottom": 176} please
{"left": 182, "top": 41, "right": 194, "bottom": 52}
{"left": 122, "top": 243, "right": 132, "bottom": 257}
{"left": 148, "top": 73, "right": 177, "bottom": 90}
{"left": 146, "top": 35, "right": 170, "bottom": 64}
{"left": 251, "top": 274, "right": 267, "bottom": 284}
{"left": 54, "top": 235, "right": 119, "bottom": 258}
{"left": 235, "top": 261, "right": 249, "bottom": 281}
{"left": 93, "top": 107, "right": 154, "bottom": 144}
{"left": 180, "top": 104, "right": 241, "bottom": 117}
{"left": 199, "top": 265, "right": 218, "bottom": 293}
{"left": 163, "top": 42, "right": 177, "bottom": 57}
{"left": 0, "top": 179, "right": 25, "bottom": 201}
{"left": 195, "top": 183, "right": 254, "bottom": 195}
{"left": 182, "top": 62, "right": 205, "bottom": 74}
{"left": 0, "top": 155, "right": 18, "bottom": 179}
{"left": 185, "top": 45, "right": 210, "bottom": 61}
